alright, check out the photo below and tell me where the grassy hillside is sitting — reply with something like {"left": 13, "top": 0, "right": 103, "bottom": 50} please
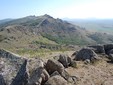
{"left": 0, "top": 15, "right": 113, "bottom": 56}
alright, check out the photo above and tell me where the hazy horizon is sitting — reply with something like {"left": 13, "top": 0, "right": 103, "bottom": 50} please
{"left": 0, "top": 0, "right": 113, "bottom": 20}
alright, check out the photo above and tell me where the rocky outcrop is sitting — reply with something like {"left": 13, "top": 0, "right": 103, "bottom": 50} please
{"left": 45, "top": 59, "right": 64, "bottom": 75}
{"left": 55, "top": 54, "right": 72, "bottom": 68}
{"left": 88, "top": 45, "right": 105, "bottom": 54}
{"left": 74, "top": 48, "right": 100, "bottom": 62}
{"left": 44, "top": 75, "right": 68, "bottom": 85}
{"left": 0, "top": 74, "right": 6, "bottom": 85}
{"left": 0, "top": 49, "right": 25, "bottom": 85}
{"left": 11, "top": 60, "right": 29, "bottom": 85}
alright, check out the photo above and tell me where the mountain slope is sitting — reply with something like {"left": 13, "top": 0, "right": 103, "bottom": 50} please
{"left": 0, "top": 19, "right": 13, "bottom": 25}
{"left": 0, "top": 14, "right": 113, "bottom": 52}
{"left": 0, "top": 14, "right": 96, "bottom": 46}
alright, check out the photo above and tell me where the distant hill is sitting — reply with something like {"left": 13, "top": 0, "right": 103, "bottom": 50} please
{"left": 0, "top": 14, "right": 113, "bottom": 52}
{"left": 0, "top": 19, "right": 13, "bottom": 24}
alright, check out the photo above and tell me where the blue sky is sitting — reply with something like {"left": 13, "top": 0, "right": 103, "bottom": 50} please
{"left": 0, "top": 0, "right": 113, "bottom": 19}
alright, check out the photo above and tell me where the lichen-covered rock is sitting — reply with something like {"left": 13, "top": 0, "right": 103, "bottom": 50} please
{"left": 74, "top": 48, "right": 100, "bottom": 62}
{"left": 0, "top": 49, "right": 25, "bottom": 85}
{"left": 11, "top": 60, "right": 29, "bottom": 85}
{"left": 44, "top": 75, "right": 68, "bottom": 85}
{"left": 45, "top": 59, "right": 64, "bottom": 75}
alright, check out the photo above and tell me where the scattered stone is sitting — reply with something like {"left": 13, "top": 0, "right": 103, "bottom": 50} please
{"left": 74, "top": 48, "right": 100, "bottom": 62}
{"left": 45, "top": 59, "right": 64, "bottom": 75}
{"left": 44, "top": 75, "right": 68, "bottom": 85}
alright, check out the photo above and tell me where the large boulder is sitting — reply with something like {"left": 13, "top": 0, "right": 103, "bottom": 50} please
{"left": 27, "top": 58, "right": 49, "bottom": 85}
{"left": 74, "top": 48, "right": 100, "bottom": 62}
{"left": 88, "top": 45, "right": 105, "bottom": 54}
{"left": 0, "top": 49, "right": 25, "bottom": 85}
{"left": 0, "top": 74, "right": 6, "bottom": 85}
{"left": 44, "top": 75, "right": 68, "bottom": 85}
{"left": 104, "top": 44, "right": 113, "bottom": 54}
{"left": 54, "top": 54, "right": 72, "bottom": 68}
{"left": 45, "top": 59, "right": 64, "bottom": 75}
{"left": 11, "top": 60, "right": 29, "bottom": 85}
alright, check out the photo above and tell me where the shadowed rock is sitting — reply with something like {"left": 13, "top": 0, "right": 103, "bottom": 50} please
{"left": 74, "top": 48, "right": 100, "bottom": 62}
{"left": 0, "top": 74, "right": 6, "bottom": 85}
{"left": 11, "top": 60, "right": 29, "bottom": 85}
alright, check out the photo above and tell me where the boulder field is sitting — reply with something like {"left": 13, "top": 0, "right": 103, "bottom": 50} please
{"left": 1, "top": 44, "right": 113, "bottom": 85}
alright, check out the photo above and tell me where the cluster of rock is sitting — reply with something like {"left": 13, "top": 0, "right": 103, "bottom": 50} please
{"left": 0, "top": 49, "right": 77, "bottom": 85}
{"left": 72, "top": 44, "right": 113, "bottom": 63}
{"left": 1, "top": 44, "right": 113, "bottom": 85}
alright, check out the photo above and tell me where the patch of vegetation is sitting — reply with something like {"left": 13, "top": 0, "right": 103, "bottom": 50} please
{"left": 0, "top": 35, "right": 5, "bottom": 42}
{"left": 42, "top": 34, "right": 89, "bottom": 45}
